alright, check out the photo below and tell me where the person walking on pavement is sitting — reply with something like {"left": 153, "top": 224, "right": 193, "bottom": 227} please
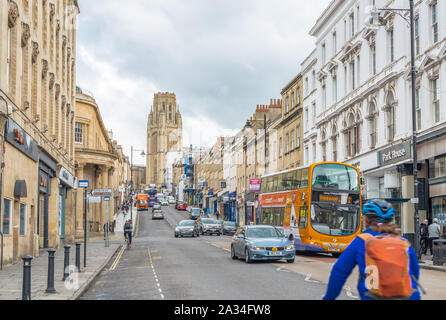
{"left": 420, "top": 219, "right": 429, "bottom": 255}
{"left": 428, "top": 218, "right": 442, "bottom": 256}
{"left": 322, "top": 199, "right": 421, "bottom": 300}
{"left": 216, "top": 210, "right": 220, "bottom": 220}
{"left": 112, "top": 213, "right": 117, "bottom": 233}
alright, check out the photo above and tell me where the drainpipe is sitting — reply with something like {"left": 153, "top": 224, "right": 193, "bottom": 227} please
{"left": 0, "top": 99, "right": 7, "bottom": 269}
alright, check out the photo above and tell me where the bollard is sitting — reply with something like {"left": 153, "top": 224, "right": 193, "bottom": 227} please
{"left": 62, "top": 245, "right": 71, "bottom": 281}
{"left": 75, "top": 243, "right": 81, "bottom": 272}
{"left": 45, "top": 249, "right": 57, "bottom": 293}
{"left": 22, "top": 255, "right": 33, "bottom": 300}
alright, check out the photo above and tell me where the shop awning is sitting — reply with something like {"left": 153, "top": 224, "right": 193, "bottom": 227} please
{"left": 14, "top": 180, "right": 27, "bottom": 198}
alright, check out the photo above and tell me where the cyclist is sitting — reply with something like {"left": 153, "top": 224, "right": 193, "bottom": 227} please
{"left": 322, "top": 199, "right": 421, "bottom": 300}
{"left": 124, "top": 219, "right": 133, "bottom": 247}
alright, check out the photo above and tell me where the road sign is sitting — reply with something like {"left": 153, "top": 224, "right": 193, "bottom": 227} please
{"left": 104, "top": 196, "right": 110, "bottom": 202}
{"left": 181, "top": 174, "right": 186, "bottom": 180}
{"left": 92, "top": 189, "right": 112, "bottom": 197}
{"left": 79, "top": 180, "right": 89, "bottom": 188}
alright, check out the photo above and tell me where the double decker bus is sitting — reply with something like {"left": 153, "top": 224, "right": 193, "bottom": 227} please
{"left": 144, "top": 188, "right": 159, "bottom": 207}
{"left": 258, "top": 162, "right": 362, "bottom": 256}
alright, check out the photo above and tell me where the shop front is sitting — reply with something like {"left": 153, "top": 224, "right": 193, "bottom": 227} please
{"left": 349, "top": 139, "right": 417, "bottom": 241}
{"left": 58, "top": 167, "right": 75, "bottom": 245}
{"left": 38, "top": 150, "right": 57, "bottom": 249}
{"left": 418, "top": 130, "right": 446, "bottom": 234}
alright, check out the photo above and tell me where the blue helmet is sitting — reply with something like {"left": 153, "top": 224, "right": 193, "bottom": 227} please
{"left": 362, "top": 199, "right": 395, "bottom": 223}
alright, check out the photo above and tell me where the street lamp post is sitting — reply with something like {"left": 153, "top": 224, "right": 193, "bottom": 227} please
{"left": 368, "top": 1, "right": 420, "bottom": 259}
{"left": 130, "top": 146, "right": 146, "bottom": 220}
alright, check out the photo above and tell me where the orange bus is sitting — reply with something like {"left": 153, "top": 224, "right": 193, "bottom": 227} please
{"left": 258, "top": 162, "right": 362, "bottom": 256}
{"left": 136, "top": 194, "right": 149, "bottom": 211}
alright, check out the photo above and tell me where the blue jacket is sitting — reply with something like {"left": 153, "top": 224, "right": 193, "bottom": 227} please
{"left": 323, "top": 229, "right": 421, "bottom": 300}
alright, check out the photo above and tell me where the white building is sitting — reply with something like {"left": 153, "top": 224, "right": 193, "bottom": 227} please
{"left": 303, "top": 0, "right": 446, "bottom": 239}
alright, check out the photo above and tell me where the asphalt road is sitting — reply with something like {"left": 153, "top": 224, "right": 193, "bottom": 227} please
{"left": 80, "top": 205, "right": 354, "bottom": 300}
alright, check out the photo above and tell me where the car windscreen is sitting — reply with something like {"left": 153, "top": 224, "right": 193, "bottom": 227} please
{"left": 179, "top": 221, "right": 195, "bottom": 226}
{"left": 246, "top": 227, "right": 282, "bottom": 238}
{"left": 153, "top": 210, "right": 162, "bottom": 213}
{"left": 202, "top": 219, "right": 217, "bottom": 224}
{"left": 192, "top": 209, "right": 201, "bottom": 215}
{"left": 224, "top": 222, "right": 235, "bottom": 226}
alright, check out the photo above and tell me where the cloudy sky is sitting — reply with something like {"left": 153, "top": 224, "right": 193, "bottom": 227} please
{"left": 76, "top": 0, "right": 331, "bottom": 165}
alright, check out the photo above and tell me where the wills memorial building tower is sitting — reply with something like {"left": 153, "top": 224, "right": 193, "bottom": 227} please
{"left": 146, "top": 92, "right": 182, "bottom": 187}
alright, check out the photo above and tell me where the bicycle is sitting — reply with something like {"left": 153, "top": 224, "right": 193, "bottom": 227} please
{"left": 125, "top": 233, "right": 131, "bottom": 249}
{"left": 420, "top": 236, "right": 428, "bottom": 255}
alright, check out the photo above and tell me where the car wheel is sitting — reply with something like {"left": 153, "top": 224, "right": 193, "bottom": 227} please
{"left": 287, "top": 258, "right": 295, "bottom": 264}
{"left": 174, "top": 234, "right": 178, "bottom": 238}
{"left": 231, "top": 245, "right": 237, "bottom": 260}
{"left": 192, "top": 232, "right": 195, "bottom": 238}
{"left": 196, "top": 231, "right": 200, "bottom": 237}
{"left": 244, "top": 248, "right": 252, "bottom": 263}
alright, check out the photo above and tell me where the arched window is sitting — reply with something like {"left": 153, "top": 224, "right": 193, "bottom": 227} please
{"left": 385, "top": 91, "right": 396, "bottom": 141}
{"left": 368, "top": 101, "right": 377, "bottom": 148}
{"left": 344, "top": 113, "right": 360, "bottom": 158}
{"left": 331, "top": 125, "right": 338, "bottom": 162}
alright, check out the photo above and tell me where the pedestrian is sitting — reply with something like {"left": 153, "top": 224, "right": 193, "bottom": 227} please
{"left": 428, "top": 218, "right": 443, "bottom": 256}
{"left": 103, "top": 222, "right": 109, "bottom": 240}
{"left": 112, "top": 213, "right": 117, "bottom": 233}
{"left": 322, "top": 199, "right": 421, "bottom": 300}
{"left": 420, "top": 219, "right": 429, "bottom": 255}
{"left": 216, "top": 210, "right": 220, "bottom": 220}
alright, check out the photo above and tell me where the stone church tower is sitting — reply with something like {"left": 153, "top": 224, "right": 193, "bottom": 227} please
{"left": 146, "top": 92, "right": 183, "bottom": 187}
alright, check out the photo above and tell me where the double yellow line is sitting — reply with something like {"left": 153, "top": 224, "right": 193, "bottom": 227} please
{"left": 110, "top": 245, "right": 126, "bottom": 271}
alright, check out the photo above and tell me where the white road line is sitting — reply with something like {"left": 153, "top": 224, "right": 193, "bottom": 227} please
{"left": 148, "top": 248, "right": 165, "bottom": 300}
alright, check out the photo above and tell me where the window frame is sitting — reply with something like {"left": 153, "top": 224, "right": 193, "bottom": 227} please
{"left": 20, "top": 203, "right": 27, "bottom": 236}
{"left": 3, "top": 198, "right": 12, "bottom": 236}
{"left": 75, "top": 122, "right": 84, "bottom": 144}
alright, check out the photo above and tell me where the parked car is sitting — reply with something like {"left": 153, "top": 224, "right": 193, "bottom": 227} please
{"left": 198, "top": 218, "right": 221, "bottom": 236}
{"left": 231, "top": 225, "right": 295, "bottom": 264}
{"left": 176, "top": 202, "right": 188, "bottom": 211}
{"left": 152, "top": 209, "right": 164, "bottom": 220}
{"left": 189, "top": 207, "right": 202, "bottom": 220}
{"left": 222, "top": 221, "right": 236, "bottom": 235}
{"left": 174, "top": 220, "right": 200, "bottom": 238}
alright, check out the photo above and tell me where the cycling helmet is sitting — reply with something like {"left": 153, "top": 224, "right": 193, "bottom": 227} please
{"left": 362, "top": 199, "right": 395, "bottom": 223}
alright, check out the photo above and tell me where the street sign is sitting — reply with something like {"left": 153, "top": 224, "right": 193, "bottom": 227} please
{"left": 104, "top": 196, "right": 110, "bottom": 202}
{"left": 181, "top": 174, "right": 186, "bottom": 180}
{"left": 79, "top": 180, "right": 89, "bottom": 188}
{"left": 92, "top": 189, "right": 112, "bottom": 197}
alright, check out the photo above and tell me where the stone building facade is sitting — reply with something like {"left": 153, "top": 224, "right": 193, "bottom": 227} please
{"left": 74, "top": 88, "right": 128, "bottom": 237}
{"left": 131, "top": 165, "right": 146, "bottom": 191}
{"left": 0, "top": 0, "right": 79, "bottom": 264}
{"left": 303, "top": 0, "right": 446, "bottom": 239}
{"left": 146, "top": 92, "right": 182, "bottom": 188}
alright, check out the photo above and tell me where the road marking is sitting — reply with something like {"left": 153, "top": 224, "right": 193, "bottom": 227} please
{"left": 110, "top": 245, "right": 126, "bottom": 271}
{"left": 148, "top": 248, "right": 165, "bottom": 300}
{"left": 304, "top": 274, "right": 320, "bottom": 283}
{"left": 345, "top": 286, "right": 359, "bottom": 299}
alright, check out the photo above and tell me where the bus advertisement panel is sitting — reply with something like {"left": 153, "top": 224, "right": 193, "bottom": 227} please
{"left": 259, "top": 162, "right": 362, "bottom": 256}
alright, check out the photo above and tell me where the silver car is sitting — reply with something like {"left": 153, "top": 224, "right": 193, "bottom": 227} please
{"left": 175, "top": 220, "right": 200, "bottom": 238}
{"left": 199, "top": 218, "right": 221, "bottom": 236}
{"left": 152, "top": 209, "right": 164, "bottom": 220}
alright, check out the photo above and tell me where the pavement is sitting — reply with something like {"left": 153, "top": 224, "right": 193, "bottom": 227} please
{"left": 0, "top": 207, "right": 139, "bottom": 300}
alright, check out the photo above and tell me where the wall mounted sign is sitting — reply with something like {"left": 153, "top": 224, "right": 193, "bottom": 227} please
{"left": 378, "top": 141, "right": 411, "bottom": 166}
{"left": 249, "top": 179, "right": 260, "bottom": 192}
{"left": 6, "top": 118, "right": 38, "bottom": 162}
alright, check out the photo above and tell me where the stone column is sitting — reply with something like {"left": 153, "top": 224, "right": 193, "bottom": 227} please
{"left": 108, "top": 167, "right": 115, "bottom": 220}
{"left": 101, "top": 165, "right": 109, "bottom": 228}
{"left": 75, "top": 164, "right": 85, "bottom": 238}
{"left": 48, "top": 175, "right": 60, "bottom": 249}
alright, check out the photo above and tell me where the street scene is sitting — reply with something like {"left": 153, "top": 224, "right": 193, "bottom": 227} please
{"left": 0, "top": 0, "right": 446, "bottom": 308}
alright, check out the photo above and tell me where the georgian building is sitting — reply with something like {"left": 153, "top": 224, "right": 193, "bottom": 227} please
{"left": 305, "top": 0, "right": 446, "bottom": 239}
{"left": 74, "top": 87, "right": 127, "bottom": 237}
{"left": 1, "top": 0, "right": 79, "bottom": 264}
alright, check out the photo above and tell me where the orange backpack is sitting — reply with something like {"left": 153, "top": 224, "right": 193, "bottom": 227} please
{"left": 358, "top": 233, "right": 414, "bottom": 300}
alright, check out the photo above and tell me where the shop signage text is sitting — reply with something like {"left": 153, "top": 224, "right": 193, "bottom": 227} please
{"left": 378, "top": 141, "right": 411, "bottom": 166}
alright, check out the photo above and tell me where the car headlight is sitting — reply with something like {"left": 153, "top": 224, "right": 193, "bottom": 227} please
{"left": 286, "top": 245, "right": 295, "bottom": 250}
{"left": 175, "top": 228, "right": 179, "bottom": 232}
{"left": 189, "top": 228, "right": 194, "bottom": 231}
{"left": 250, "top": 245, "right": 263, "bottom": 251}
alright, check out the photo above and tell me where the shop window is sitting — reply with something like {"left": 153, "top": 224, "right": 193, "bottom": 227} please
{"left": 3, "top": 198, "right": 12, "bottom": 235}
{"left": 20, "top": 203, "right": 26, "bottom": 236}
{"left": 432, "top": 197, "right": 446, "bottom": 227}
